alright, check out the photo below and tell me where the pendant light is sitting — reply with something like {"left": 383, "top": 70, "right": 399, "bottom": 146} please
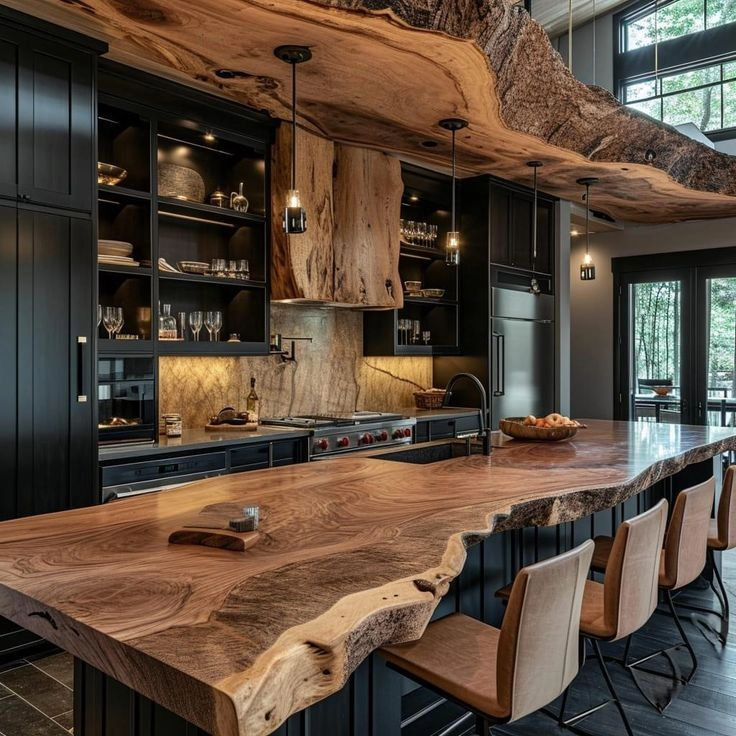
{"left": 577, "top": 177, "right": 599, "bottom": 281}
{"left": 274, "top": 45, "right": 312, "bottom": 234}
{"left": 439, "top": 118, "right": 468, "bottom": 266}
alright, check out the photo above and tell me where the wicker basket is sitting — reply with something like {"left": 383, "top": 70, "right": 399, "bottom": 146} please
{"left": 413, "top": 390, "right": 447, "bottom": 410}
{"left": 499, "top": 417, "right": 579, "bottom": 442}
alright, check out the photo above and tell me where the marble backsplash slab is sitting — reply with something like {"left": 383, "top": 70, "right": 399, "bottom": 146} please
{"left": 160, "top": 304, "right": 432, "bottom": 427}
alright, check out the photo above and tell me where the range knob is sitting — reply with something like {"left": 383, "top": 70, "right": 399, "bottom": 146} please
{"left": 336, "top": 437, "right": 350, "bottom": 448}
{"left": 376, "top": 430, "right": 389, "bottom": 442}
{"left": 392, "top": 429, "right": 404, "bottom": 440}
{"left": 403, "top": 427, "right": 412, "bottom": 438}
{"left": 314, "top": 438, "right": 329, "bottom": 451}
{"left": 360, "top": 433, "right": 375, "bottom": 445}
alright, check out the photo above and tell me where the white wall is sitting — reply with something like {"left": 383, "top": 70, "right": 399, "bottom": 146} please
{"left": 553, "top": 13, "right": 614, "bottom": 92}
{"left": 570, "top": 218, "right": 736, "bottom": 419}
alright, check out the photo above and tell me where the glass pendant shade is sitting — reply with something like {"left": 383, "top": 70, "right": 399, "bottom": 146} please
{"left": 580, "top": 252, "right": 596, "bottom": 281}
{"left": 446, "top": 232, "right": 460, "bottom": 265}
{"left": 283, "top": 188, "right": 307, "bottom": 234}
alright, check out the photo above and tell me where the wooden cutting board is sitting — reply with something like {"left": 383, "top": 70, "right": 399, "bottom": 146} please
{"left": 169, "top": 509, "right": 260, "bottom": 551}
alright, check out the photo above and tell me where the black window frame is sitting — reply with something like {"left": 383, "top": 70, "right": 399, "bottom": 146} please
{"left": 613, "top": 0, "right": 736, "bottom": 140}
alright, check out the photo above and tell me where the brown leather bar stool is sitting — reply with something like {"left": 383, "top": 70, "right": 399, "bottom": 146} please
{"left": 380, "top": 540, "right": 594, "bottom": 735}
{"left": 681, "top": 467, "right": 736, "bottom": 643}
{"left": 497, "top": 498, "right": 668, "bottom": 736}
{"left": 591, "top": 477, "right": 715, "bottom": 711}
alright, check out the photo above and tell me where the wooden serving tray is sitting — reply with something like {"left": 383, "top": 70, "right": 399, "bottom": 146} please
{"left": 205, "top": 422, "right": 258, "bottom": 432}
{"left": 499, "top": 417, "right": 581, "bottom": 442}
{"left": 168, "top": 509, "right": 260, "bottom": 552}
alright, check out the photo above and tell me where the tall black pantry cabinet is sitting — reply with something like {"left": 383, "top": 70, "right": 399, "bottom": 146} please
{"left": 0, "top": 7, "right": 105, "bottom": 660}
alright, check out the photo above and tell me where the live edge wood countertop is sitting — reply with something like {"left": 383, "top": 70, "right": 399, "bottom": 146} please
{"left": 0, "top": 420, "right": 734, "bottom": 735}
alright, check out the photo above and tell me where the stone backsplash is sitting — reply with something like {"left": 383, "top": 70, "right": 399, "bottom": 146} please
{"left": 160, "top": 304, "right": 432, "bottom": 428}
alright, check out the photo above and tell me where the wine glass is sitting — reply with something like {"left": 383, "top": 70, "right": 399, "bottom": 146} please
{"left": 113, "top": 307, "right": 124, "bottom": 337}
{"left": 189, "top": 311, "right": 203, "bottom": 341}
{"left": 102, "top": 306, "right": 116, "bottom": 340}
{"left": 422, "top": 330, "right": 431, "bottom": 345}
{"left": 206, "top": 310, "right": 222, "bottom": 341}
{"left": 97, "top": 304, "right": 102, "bottom": 329}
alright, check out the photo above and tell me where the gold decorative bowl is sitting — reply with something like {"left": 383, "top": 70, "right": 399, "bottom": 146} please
{"left": 499, "top": 417, "right": 579, "bottom": 442}
{"left": 97, "top": 162, "right": 127, "bottom": 186}
{"left": 651, "top": 386, "right": 674, "bottom": 396}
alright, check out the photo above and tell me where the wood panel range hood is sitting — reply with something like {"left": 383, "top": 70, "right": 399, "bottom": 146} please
{"left": 15, "top": 0, "right": 736, "bottom": 227}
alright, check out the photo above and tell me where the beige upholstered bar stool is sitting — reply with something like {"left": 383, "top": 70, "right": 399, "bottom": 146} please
{"left": 591, "top": 477, "right": 715, "bottom": 710}
{"left": 497, "top": 498, "right": 668, "bottom": 735}
{"left": 684, "top": 466, "right": 736, "bottom": 643}
{"left": 380, "top": 540, "right": 594, "bottom": 735}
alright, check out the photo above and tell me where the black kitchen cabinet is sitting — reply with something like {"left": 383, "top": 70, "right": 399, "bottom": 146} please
{"left": 485, "top": 179, "right": 556, "bottom": 276}
{"left": 0, "top": 12, "right": 102, "bottom": 212}
{"left": 3, "top": 207, "right": 96, "bottom": 519}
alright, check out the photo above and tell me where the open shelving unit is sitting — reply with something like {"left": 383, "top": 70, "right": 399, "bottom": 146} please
{"left": 94, "top": 64, "right": 275, "bottom": 444}
{"left": 364, "top": 163, "right": 460, "bottom": 357}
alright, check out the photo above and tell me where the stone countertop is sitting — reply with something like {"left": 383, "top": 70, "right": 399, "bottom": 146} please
{"left": 1, "top": 420, "right": 735, "bottom": 736}
{"left": 98, "top": 426, "right": 312, "bottom": 463}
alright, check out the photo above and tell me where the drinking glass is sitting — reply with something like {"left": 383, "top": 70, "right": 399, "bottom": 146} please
{"left": 209, "top": 310, "right": 223, "bottom": 341}
{"left": 97, "top": 304, "right": 102, "bottom": 328}
{"left": 412, "top": 320, "right": 421, "bottom": 344}
{"left": 189, "top": 311, "right": 203, "bottom": 341}
{"left": 177, "top": 312, "right": 188, "bottom": 341}
{"left": 422, "top": 330, "right": 431, "bottom": 345}
{"left": 235, "top": 259, "right": 250, "bottom": 280}
{"left": 211, "top": 259, "right": 227, "bottom": 278}
{"left": 102, "top": 306, "right": 116, "bottom": 340}
{"left": 113, "top": 307, "right": 124, "bottom": 337}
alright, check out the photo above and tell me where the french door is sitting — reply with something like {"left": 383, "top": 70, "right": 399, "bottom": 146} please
{"left": 615, "top": 254, "right": 736, "bottom": 428}
{"left": 615, "top": 268, "right": 695, "bottom": 424}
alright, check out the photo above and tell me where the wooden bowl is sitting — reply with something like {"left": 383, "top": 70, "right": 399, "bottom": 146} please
{"left": 499, "top": 417, "right": 579, "bottom": 442}
{"left": 651, "top": 386, "right": 674, "bottom": 396}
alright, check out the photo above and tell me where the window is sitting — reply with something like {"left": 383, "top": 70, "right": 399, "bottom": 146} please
{"left": 623, "top": 0, "right": 736, "bottom": 51}
{"left": 622, "top": 58, "right": 736, "bottom": 131}
{"left": 615, "top": 1, "right": 736, "bottom": 136}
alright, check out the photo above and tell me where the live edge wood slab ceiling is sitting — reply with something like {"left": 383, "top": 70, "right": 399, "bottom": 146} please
{"left": 0, "top": 421, "right": 734, "bottom": 736}
{"left": 9, "top": 0, "right": 736, "bottom": 223}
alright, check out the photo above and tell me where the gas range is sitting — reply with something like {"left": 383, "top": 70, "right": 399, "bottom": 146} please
{"left": 261, "top": 411, "right": 416, "bottom": 458}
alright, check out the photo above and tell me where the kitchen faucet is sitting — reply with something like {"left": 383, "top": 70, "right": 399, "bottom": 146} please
{"left": 442, "top": 373, "right": 492, "bottom": 456}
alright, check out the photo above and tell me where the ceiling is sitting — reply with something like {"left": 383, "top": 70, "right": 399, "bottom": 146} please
{"left": 6, "top": 0, "right": 736, "bottom": 224}
{"left": 527, "top": 0, "right": 632, "bottom": 37}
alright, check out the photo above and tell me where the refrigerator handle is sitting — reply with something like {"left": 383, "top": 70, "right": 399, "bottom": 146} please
{"left": 492, "top": 332, "right": 506, "bottom": 397}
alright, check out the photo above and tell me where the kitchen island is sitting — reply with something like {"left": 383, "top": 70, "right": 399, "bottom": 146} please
{"left": 0, "top": 420, "right": 734, "bottom": 736}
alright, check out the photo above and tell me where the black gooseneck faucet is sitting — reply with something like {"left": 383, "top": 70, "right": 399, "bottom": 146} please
{"left": 442, "top": 373, "right": 492, "bottom": 456}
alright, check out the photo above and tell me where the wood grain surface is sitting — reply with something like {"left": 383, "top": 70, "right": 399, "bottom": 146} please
{"left": 9, "top": 0, "right": 736, "bottom": 223}
{"left": 0, "top": 421, "right": 734, "bottom": 735}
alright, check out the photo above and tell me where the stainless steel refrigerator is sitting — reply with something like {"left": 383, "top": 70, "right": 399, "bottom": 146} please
{"left": 490, "top": 287, "right": 555, "bottom": 425}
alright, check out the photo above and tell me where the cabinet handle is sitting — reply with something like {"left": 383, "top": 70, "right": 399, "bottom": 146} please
{"left": 493, "top": 332, "right": 505, "bottom": 397}
{"left": 76, "top": 336, "right": 88, "bottom": 403}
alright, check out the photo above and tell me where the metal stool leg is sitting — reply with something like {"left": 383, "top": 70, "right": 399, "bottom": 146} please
{"left": 665, "top": 590, "right": 698, "bottom": 682}
{"left": 592, "top": 640, "right": 635, "bottom": 736}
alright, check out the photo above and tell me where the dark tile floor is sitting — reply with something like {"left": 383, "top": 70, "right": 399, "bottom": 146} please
{"left": 3, "top": 558, "right": 736, "bottom": 736}
{"left": 0, "top": 652, "right": 73, "bottom": 735}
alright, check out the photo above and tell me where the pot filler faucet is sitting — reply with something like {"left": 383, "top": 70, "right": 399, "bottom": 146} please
{"left": 442, "top": 373, "right": 492, "bottom": 456}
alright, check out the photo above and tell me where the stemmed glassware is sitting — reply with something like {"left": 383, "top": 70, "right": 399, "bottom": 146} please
{"left": 204, "top": 310, "right": 223, "bottom": 342}
{"left": 189, "top": 311, "right": 203, "bottom": 341}
{"left": 400, "top": 220, "right": 439, "bottom": 248}
{"left": 113, "top": 307, "right": 124, "bottom": 337}
{"left": 102, "top": 306, "right": 116, "bottom": 340}
{"left": 422, "top": 330, "right": 431, "bottom": 345}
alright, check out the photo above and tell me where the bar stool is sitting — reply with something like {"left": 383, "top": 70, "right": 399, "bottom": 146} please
{"left": 704, "top": 467, "right": 736, "bottom": 640}
{"left": 591, "top": 477, "right": 715, "bottom": 711}
{"left": 684, "top": 467, "right": 736, "bottom": 643}
{"left": 497, "top": 498, "right": 668, "bottom": 735}
{"left": 380, "top": 540, "right": 594, "bottom": 735}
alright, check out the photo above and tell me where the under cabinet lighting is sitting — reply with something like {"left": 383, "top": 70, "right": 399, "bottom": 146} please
{"left": 157, "top": 133, "right": 234, "bottom": 156}
{"left": 158, "top": 210, "right": 236, "bottom": 228}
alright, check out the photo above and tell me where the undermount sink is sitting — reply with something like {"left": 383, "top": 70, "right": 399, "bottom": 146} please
{"left": 371, "top": 441, "right": 472, "bottom": 465}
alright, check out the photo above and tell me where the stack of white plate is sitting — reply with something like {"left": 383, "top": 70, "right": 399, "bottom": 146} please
{"left": 99, "top": 240, "right": 139, "bottom": 267}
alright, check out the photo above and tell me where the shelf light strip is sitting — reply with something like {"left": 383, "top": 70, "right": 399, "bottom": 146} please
{"left": 157, "top": 132, "right": 234, "bottom": 156}
{"left": 158, "top": 210, "right": 236, "bottom": 228}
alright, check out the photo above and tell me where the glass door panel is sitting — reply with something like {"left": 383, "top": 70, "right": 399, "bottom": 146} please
{"left": 703, "top": 275, "right": 736, "bottom": 427}
{"left": 616, "top": 268, "right": 693, "bottom": 423}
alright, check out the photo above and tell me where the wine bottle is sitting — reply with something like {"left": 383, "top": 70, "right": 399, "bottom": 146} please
{"left": 246, "top": 376, "right": 260, "bottom": 424}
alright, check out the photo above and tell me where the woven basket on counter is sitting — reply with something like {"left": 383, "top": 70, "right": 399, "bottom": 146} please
{"left": 413, "top": 389, "right": 447, "bottom": 410}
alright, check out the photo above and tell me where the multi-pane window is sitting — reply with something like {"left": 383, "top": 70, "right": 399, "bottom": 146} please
{"left": 623, "top": 0, "right": 736, "bottom": 51}
{"left": 623, "top": 58, "right": 736, "bottom": 131}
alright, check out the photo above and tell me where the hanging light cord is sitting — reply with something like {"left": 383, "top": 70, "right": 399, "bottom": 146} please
{"left": 568, "top": 0, "right": 573, "bottom": 71}
{"left": 291, "top": 61, "right": 297, "bottom": 193}
{"left": 585, "top": 183, "right": 591, "bottom": 256}
{"left": 451, "top": 128, "right": 457, "bottom": 233}
{"left": 532, "top": 165, "right": 538, "bottom": 266}
{"left": 592, "top": 0, "right": 596, "bottom": 85}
